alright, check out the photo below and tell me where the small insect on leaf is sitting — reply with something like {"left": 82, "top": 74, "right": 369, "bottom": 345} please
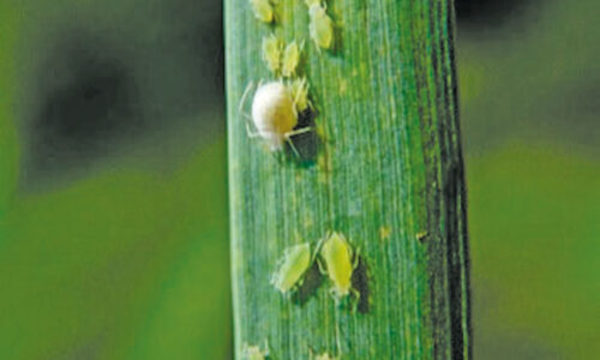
{"left": 271, "top": 242, "right": 312, "bottom": 294}
{"left": 379, "top": 225, "right": 392, "bottom": 241}
{"left": 250, "top": 0, "right": 275, "bottom": 23}
{"left": 281, "top": 40, "right": 303, "bottom": 78}
{"left": 289, "top": 77, "right": 311, "bottom": 113}
{"left": 305, "top": 0, "right": 334, "bottom": 50}
{"left": 239, "top": 81, "right": 312, "bottom": 156}
{"left": 262, "top": 35, "right": 282, "bottom": 75}
{"left": 318, "top": 232, "right": 358, "bottom": 300}
{"left": 243, "top": 341, "right": 269, "bottom": 360}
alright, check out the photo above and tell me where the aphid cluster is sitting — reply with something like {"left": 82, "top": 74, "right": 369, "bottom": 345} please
{"left": 243, "top": 0, "right": 338, "bottom": 157}
{"left": 241, "top": 1, "right": 351, "bottom": 358}
{"left": 271, "top": 232, "right": 359, "bottom": 304}
{"left": 244, "top": 4, "right": 314, "bottom": 157}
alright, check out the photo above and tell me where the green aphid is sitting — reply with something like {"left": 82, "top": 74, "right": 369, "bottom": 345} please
{"left": 289, "top": 77, "right": 311, "bottom": 113}
{"left": 271, "top": 242, "right": 312, "bottom": 294}
{"left": 243, "top": 341, "right": 269, "bottom": 360}
{"left": 281, "top": 40, "right": 303, "bottom": 78}
{"left": 250, "top": 0, "right": 275, "bottom": 23}
{"left": 262, "top": 34, "right": 282, "bottom": 75}
{"left": 317, "top": 232, "right": 359, "bottom": 300}
{"left": 305, "top": 0, "right": 334, "bottom": 50}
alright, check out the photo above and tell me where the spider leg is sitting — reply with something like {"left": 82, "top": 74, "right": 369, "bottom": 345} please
{"left": 239, "top": 81, "right": 254, "bottom": 114}
{"left": 245, "top": 122, "right": 261, "bottom": 138}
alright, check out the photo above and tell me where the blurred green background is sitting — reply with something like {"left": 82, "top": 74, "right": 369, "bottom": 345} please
{"left": 0, "top": 0, "right": 597, "bottom": 359}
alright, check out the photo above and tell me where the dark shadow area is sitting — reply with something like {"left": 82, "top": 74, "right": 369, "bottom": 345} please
{"left": 455, "top": 0, "right": 531, "bottom": 27}
{"left": 24, "top": 31, "right": 142, "bottom": 182}
{"left": 291, "top": 261, "right": 324, "bottom": 306}
{"left": 443, "top": 161, "right": 471, "bottom": 359}
{"left": 17, "top": 0, "right": 225, "bottom": 190}
{"left": 285, "top": 107, "right": 320, "bottom": 165}
{"left": 351, "top": 255, "right": 370, "bottom": 314}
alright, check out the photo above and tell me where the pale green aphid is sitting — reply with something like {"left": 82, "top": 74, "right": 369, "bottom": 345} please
{"left": 271, "top": 242, "right": 312, "bottom": 293}
{"left": 243, "top": 340, "right": 269, "bottom": 360}
{"left": 250, "top": 0, "right": 274, "bottom": 23}
{"left": 317, "top": 232, "right": 359, "bottom": 299}
{"left": 289, "top": 77, "right": 311, "bottom": 113}
{"left": 262, "top": 35, "right": 282, "bottom": 75}
{"left": 281, "top": 40, "right": 303, "bottom": 78}
{"left": 305, "top": 0, "right": 334, "bottom": 50}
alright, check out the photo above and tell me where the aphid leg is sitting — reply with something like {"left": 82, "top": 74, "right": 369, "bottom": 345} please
{"left": 314, "top": 235, "right": 328, "bottom": 273}
{"left": 352, "top": 247, "right": 360, "bottom": 270}
{"left": 285, "top": 126, "right": 312, "bottom": 138}
{"left": 335, "top": 315, "right": 343, "bottom": 357}
{"left": 293, "top": 77, "right": 306, "bottom": 100}
{"left": 313, "top": 235, "right": 326, "bottom": 263}
{"left": 311, "top": 34, "right": 322, "bottom": 54}
{"left": 350, "top": 287, "right": 361, "bottom": 312}
{"left": 316, "top": 257, "right": 327, "bottom": 275}
{"left": 263, "top": 338, "right": 270, "bottom": 356}
{"left": 328, "top": 287, "right": 340, "bottom": 303}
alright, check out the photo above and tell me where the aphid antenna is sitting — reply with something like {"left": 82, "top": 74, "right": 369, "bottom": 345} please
{"left": 262, "top": 338, "right": 270, "bottom": 356}
{"left": 313, "top": 41, "right": 322, "bottom": 54}
{"left": 314, "top": 230, "right": 331, "bottom": 258}
{"left": 299, "top": 39, "right": 306, "bottom": 51}
{"left": 314, "top": 230, "right": 332, "bottom": 271}
{"left": 334, "top": 307, "right": 343, "bottom": 357}
{"left": 350, "top": 288, "right": 361, "bottom": 311}
{"left": 351, "top": 246, "right": 360, "bottom": 269}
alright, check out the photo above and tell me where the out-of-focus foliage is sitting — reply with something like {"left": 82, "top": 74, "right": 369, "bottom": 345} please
{"left": 458, "top": 0, "right": 600, "bottom": 358}
{"left": 0, "top": 1, "right": 230, "bottom": 359}
{"left": 0, "top": 0, "right": 598, "bottom": 358}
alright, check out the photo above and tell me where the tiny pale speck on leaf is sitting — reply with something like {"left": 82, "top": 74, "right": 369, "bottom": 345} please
{"left": 304, "top": 215, "right": 314, "bottom": 228}
{"left": 379, "top": 225, "right": 392, "bottom": 240}
{"left": 339, "top": 79, "right": 348, "bottom": 95}
{"left": 317, "top": 153, "right": 331, "bottom": 183}
{"left": 417, "top": 231, "right": 428, "bottom": 242}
